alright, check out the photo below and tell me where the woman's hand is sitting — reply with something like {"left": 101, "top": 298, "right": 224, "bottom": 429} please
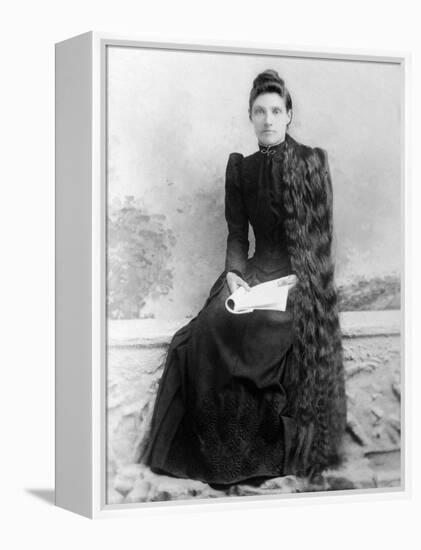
{"left": 226, "top": 271, "right": 251, "bottom": 294}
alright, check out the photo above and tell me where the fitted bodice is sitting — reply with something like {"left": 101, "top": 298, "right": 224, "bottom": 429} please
{"left": 246, "top": 140, "right": 291, "bottom": 274}
{"left": 224, "top": 134, "right": 294, "bottom": 278}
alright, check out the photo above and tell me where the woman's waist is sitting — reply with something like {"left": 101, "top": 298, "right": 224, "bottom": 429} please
{"left": 249, "top": 248, "right": 292, "bottom": 276}
{"left": 253, "top": 241, "right": 290, "bottom": 261}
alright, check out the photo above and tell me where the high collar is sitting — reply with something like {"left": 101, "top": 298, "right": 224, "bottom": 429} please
{"left": 258, "top": 133, "right": 289, "bottom": 158}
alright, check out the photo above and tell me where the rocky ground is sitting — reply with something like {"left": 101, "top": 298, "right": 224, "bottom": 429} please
{"left": 107, "top": 311, "right": 402, "bottom": 506}
{"left": 108, "top": 450, "right": 400, "bottom": 505}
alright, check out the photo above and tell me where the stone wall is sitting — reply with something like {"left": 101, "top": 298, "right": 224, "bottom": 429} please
{"left": 107, "top": 311, "right": 401, "bottom": 504}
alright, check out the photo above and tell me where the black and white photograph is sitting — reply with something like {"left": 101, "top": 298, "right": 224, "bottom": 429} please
{"left": 105, "top": 44, "right": 403, "bottom": 505}
{"left": 5, "top": 0, "right": 421, "bottom": 543}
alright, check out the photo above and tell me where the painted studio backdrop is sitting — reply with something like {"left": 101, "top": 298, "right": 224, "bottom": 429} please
{"left": 106, "top": 47, "right": 401, "bottom": 321}
{"left": 105, "top": 45, "right": 402, "bottom": 505}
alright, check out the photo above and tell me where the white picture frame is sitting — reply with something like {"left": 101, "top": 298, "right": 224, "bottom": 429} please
{"left": 55, "top": 31, "right": 409, "bottom": 519}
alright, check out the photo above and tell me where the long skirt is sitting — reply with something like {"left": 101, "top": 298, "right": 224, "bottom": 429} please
{"left": 139, "top": 257, "right": 306, "bottom": 486}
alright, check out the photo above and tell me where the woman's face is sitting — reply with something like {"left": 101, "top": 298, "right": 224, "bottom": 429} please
{"left": 250, "top": 92, "right": 292, "bottom": 146}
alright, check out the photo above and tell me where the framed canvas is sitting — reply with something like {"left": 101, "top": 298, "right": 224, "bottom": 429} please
{"left": 55, "top": 31, "right": 409, "bottom": 518}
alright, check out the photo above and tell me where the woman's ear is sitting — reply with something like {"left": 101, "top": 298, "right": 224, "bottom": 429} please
{"left": 287, "top": 109, "right": 292, "bottom": 127}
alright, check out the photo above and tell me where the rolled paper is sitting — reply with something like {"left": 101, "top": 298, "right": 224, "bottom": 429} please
{"left": 225, "top": 274, "right": 297, "bottom": 314}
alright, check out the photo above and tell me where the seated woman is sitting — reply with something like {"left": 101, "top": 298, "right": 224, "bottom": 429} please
{"left": 138, "top": 69, "right": 347, "bottom": 486}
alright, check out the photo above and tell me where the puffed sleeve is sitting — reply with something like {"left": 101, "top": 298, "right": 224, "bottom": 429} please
{"left": 224, "top": 152, "right": 249, "bottom": 278}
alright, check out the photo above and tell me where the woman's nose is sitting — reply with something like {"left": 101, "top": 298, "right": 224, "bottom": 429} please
{"left": 264, "top": 113, "right": 273, "bottom": 125}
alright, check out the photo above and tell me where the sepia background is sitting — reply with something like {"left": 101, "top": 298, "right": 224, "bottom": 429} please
{"left": 107, "top": 46, "right": 401, "bottom": 321}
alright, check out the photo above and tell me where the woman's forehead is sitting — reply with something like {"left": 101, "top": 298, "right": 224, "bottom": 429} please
{"left": 252, "top": 93, "right": 287, "bottom": 108}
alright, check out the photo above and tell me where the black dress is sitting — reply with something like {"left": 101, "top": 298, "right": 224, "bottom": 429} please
{"left": 139, "top": 139, "right": 307, "bottom": 485}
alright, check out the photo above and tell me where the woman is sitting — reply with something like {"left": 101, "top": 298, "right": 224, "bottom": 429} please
{"left": 138, "top": 70, "right": 347, "bottom": 486}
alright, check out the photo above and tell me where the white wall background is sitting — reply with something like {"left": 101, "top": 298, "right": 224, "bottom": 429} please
{"left": 108, "top": 46, "right": 401, "bottom": 318}
{"left": 1, "top": 0, "right": 420, "bottom": 548}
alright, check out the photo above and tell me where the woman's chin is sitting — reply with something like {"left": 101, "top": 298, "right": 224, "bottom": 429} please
{"left": 259, "top": 133, "right": 282, "bottom": 146}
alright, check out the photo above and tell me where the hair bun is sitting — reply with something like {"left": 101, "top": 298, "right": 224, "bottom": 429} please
{"left": 253, "top": 69, "right": 284, "bottom": 88}
{"left": 248, "top": 69, "right": 292, "bottom": 119}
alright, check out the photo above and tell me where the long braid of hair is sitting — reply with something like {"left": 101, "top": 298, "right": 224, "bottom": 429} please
{"left": 280, "top": 137, "right": 346, "bottom": 476}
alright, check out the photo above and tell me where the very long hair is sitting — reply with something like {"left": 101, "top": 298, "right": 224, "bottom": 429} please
{"left": 278, "top": 135, "right": 347, "bottom": 476}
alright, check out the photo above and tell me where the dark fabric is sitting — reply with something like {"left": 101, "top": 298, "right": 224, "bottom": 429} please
{"left": 139, "top": 134, "right": 346, "bottom": 484}
{"left": 140, "top": 259, "right": 302, "bottom": 485}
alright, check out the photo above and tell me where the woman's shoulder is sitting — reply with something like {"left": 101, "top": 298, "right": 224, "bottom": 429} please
{"left": 288, "top": 133, "right": 325, "bottom": 157}
{"left": 225, "top": 152, "right": 245, "bottom": 185}
{"left": 288, "top": 134, "right": 329, "bottom": 170}
{"left": 225, "top": 136, "right": 329, "bottom": 170}
{"left": 227, "top": 151, "right": 245, "bottom": 163}
{"left": 226, "top": 151, "right": 244, "bottom": 171}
